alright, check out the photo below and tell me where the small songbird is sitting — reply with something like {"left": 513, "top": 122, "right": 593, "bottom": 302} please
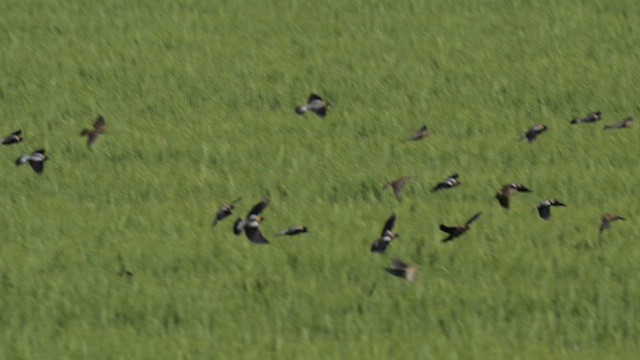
{"left": 15, "top": 149, "right": 48, "bottom": 175}
{"left": 495, "top": 183, "right": 531, "bottom": 209}
{"left": 521, "top": 124, "right": 548, "bottom": 143}
{"left": 212, "top": 197, "right": 242, "bottom": 226}
{"left": 408, "top": 125, "right": 429, "bottom": 141}
{"left": 80, "top": 115, "right": 108, "bottom": 148}
{"left": 383, "top": 176, "right": 412, "bottom": 199}
{"left": 385, "top": 258, "right": 419, "bottom": 282}
{"left": 537, "top": 199, "right": 566, "bottom": 220}
{"left": 275, "top": 225, "right": 308, "bottom": 236}
{"left": 600, "top": 214, "right": 626, "bottom": 233}
{"left": 440, "top": 212, "right": 482, "bottom": 242}
{"left": 371, "top": 213, "right": 399, "bottom": 253}
{"left": 604, "top": 117, "right": 634, "bottom": 130}
{"left": 295, "top": 93, "right": 328, "bottom": 118}
{"left": 432, "top": 173, "right": 460, "bottom": 192}
{"left": 570, "top": 111, "right": 602, "bottom": 125}
{"left": 1, "top": 130, "right": 23, "bottom": 145}
{"left": 233, "top": 199, "right": 270, "bottom": 244}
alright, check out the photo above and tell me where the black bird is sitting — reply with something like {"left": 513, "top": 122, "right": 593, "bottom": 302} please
{"left": 233, "top": 199, "right": 270, "bottom": 244}
{"left": 16, "top": 149, "right": 48, "bottom": 175}
{"left": 81, "top": 115, "right": 108, "bottom": 148}
{"left": 570, "top": 111, "right": 602, "bottom": 125}
{"left": 408, "top": 125, "right": 429, "bottom": 141}
{"left": 600, "top": 214, "right": 626, "bottom": 233}
{"left": 496, "top": 183, "right": 531, "bottom": 209}
{"left": 432, "top": 173, "right": 460, "bottom": 192}
{"left": 275, "top": 225, "right": 308, "bottom": 236}
{"left": 212, "top": 197, "right": 242, "bottom": 226}
{"left": 440, "top": 212, "right": 482, "bottom": 242}
{"left": 371, "top": 213, "right": 399, "bottom": 253}
{"left": 537, "top": 199, "right": 566, "bottom": 220}
{"left": 385, "top": 258, "right": 419, "bottom": 282}
{"left": 521, "top": 124, "right": 548, "bottom": 143}
{"left": 604, "top": 117, "right": 634, "bottom": 130}
{"left": 383, "top": 176, "right": 412, "bottom": 199}
{"left": 1, "top": 130, "right": 23, "bottom": 145}
{"left": 295, "top": 93, "right": 328, "bottom": 118}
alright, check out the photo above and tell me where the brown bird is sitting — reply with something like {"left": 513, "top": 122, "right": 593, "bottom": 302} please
{"left": 80, "top": 115, "right": 108, "bottom": 148}
{"left": 570, "top": 111, "right": 602, "bottom": 125}
{"left": 600, "top": 214, "right": 626, "bottom": 233}
{"left": 440, "top": 212, "right": 482, "bottom": 242}
{"left": 15, "top": 149, "right": 48, "bottom": 175}
{"left": 212, "top": 197, "right": 242, "bottom": 226}
{"left": 371, "top": 213, "right": 399, "bottom": 253}
{"left": 233, "top": 199, "right": 270, "bottom": 244}
{"left": 496, "top": 183, "right": 531, "bottom": 209}
{"left": 1, "top": 130, "right": 23, "bottom": 145}
{"left": 275, "top": 225, "right": 308, "bottom": 236}
{"left": 408, "top": 125, "right": 429, "bottom": 141}
{"left": 295, "top": 94, "right": 328, "bottom": 118}
{"left": 521, "top": 124, "right": 548, "bottom": 143}
{"left": 385, "top": 258, "right": 419, "bottom": 282}
{"left": 432, "top": 173, "right": 460, "bottom": 192}
{"left": 537, "top": 199, "right": 566, "bottom": 220}
{"left": 383, "top": 176, "right": 412, "bottom": 198}
{"left": 604, "top": 117, "right": 634, "bottom": 130}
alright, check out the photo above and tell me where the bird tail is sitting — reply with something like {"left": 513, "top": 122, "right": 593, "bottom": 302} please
{"left": 15, "top": 156, "right": 27, "bottom": 166}
{"left": 295, "top": 106, "right": 306, "bottom": 115}
{"left": 570, "top": 118, "right": 580, "bottom": 125}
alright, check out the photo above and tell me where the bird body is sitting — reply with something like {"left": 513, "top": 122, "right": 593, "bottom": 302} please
{"left": 371, "top": 213, "right": 399, "bottom": 253}
{"left": 233, "top": 199, "right": 270, "bottom": 244}
{"left": 537, "top": 199, "right": 566, "bottom": 220}
{"left": 432, "top": 173, "right": 460, "bottom": 192}
{"left": 440, "top": 212, "right": 482, "bottom": 242}
{"left": 16, "top": 149, "right": 48, "bottom": 175}
{"left": 408, "top": 125, "right": 429, "bottom": 141}
{"left": 295, "top": 94, "right": 328, "bottom": 118}
{"left": 384, "top": 176, "right": 412, "bottom": 198}
{"left": 81, "top": 115, "right": 108, "bottom": 148}
{"left": 600, "top": 213, "right": 626, "bottom": 233}
{"left": 1, "top": 130, "right": 23, "bottom": 145}
{"left": 496, "top": 183, "right": 531, "bottom": 209}
{"left": 570, "top": 111, "right": 602, "bottom": 125}
{"left": 521, "top": 124, "right": 548, "bottom": 142}
{"left": 275, "top": 225, "right": 308, "bottom": 236}
{"left": 385, "top": 258, "right": 419, "bottom": 282}
{"left": 212, "top": 197, "right": 242, "bottom": 226}
{"left": 604, "top": 117, "right": 634, "bottom": 130}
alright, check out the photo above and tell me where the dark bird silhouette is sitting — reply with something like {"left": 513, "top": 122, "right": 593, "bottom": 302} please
{"left": 80, "top": 115, "right": 108, "bottom": 148}
{"left": 212, "top": 197, "right": 242, "bottom": 226}
{"left": 295, "top": 93, "right": 328, "bottom": 118}
{"left": 604, "top": 117, "right": 634, "bottom": 130}
{"left": 570, "top": 111, "right": 602, "bottom": 125}
{"left": 600, "top": 214, "right": 626, "bottom": 233}
{"left": 1, "top": 130, "right": 23, "bottom": 145}
{"left": 385, "top": 258, "right": 419, "bottom": 282}
{"left": 432, "top": 173, "right": 460, "bottom": 192}
{"left": 15, "top": 149, "right": 48, "bottom": 175}
{"left": 537, "top": 199, "right": 566, "bottom": 220}
{"left": 496, "top": 183, "right": 531, "bottom": 209}
{"left": 275, "top": 225, "right": 308, "bottom": 236}
{"left": 408, "top": 125, "right": 429, "bottom": 141}
{"left": 521, "top": 124, "right": 548, "bottom": 143}
{"left": 371, "top": 213, "right": 399, "bottom": 253}
{"left": 117, "top": 253, "right": 133, "bottom": 279}
{"left": 233, "top": 199, "right": 269, "bottom": 244}
{"left": 383, "top": 176, "right": 412, "bottom": 198}
{"left": 440, "top": 212, "right": 482, "bottom": 242}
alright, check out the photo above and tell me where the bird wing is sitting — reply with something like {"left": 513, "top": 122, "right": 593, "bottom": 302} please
{"left": 439, "top": 224, "right": 457, "bottom": 234}
{"left": 432, "top": 183, "right": 447, "bottom": 192}
{"left": 308, "top": 93, "right": 323, "bottom": 103}
{"left": 538, "top": 205, "right": 551, "bottom": 220}
{"left": 28, "top": 160, "right": 44, "bottom": 175}
{"left": 233, "top": 219, "right": 244, "bottom": 235}
{"left": 465, "top": 212, "right": 482, "bottom": 226}
{"left": 391, "top": 258, "right": 408, "bottom": 269}
{"left": 245, "top": 226, "right": 269, "bottom": 244}
{"left": 371, "top": 239, "right": 389, "bottom": 253}
{"left": 496, "top": 194, "right": 509, "bottom": 209}
{"left": 93, "top": 115, "right": 107, "bottom": 132}
{"left": 247, "top": 199, "right": 269, "bottom": 216}
{"left": 381, "top": 213, "right": 396, "bottom": 235}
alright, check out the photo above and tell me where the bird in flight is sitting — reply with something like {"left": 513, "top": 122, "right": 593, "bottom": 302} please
{"left": 371, "top": 213, "right": 399, "bottom": 253}
{"left": 570, "top": 111, "right": 602, "bottom": 125}
{"left": 521, "top": 124, "right": 548, "bottom": 143}
{"left": 408, "top": 125, "right": 429, "bottom": 141}
{"left": 495, "top": 183, "right": 531, "bottom": 209}
{"left": 604, "top": 117, "right": 634, "bottom": 130}
{"left": 1, "top": 130, "right": 23, "bottom": 145}
{"left": 233, "top": 199, "right": 270, "bottom": 244}
{"left": 275, "top": 225, "right": 308, "bottom": 236}
{"left": 440, "top": 212, "right": 482, "bottom": 243}
{"left": 599, "top": 213, "right": 626, "bottom": 233}
{"left": 81, "top": 115, "right": 108, "bottom": 148}
{"left": 385, "top": 258, "right": 419, "bottom": 282}
{"left": 295, "top": 93, "right": 328, "bottom": 118}
{"left": 212, "top": 197, "right": 242, "bottom": 226}
{"left": 16, "top": 149, "right": 48, "bottom": 175}
{"left": 432, "top": 173, "right": 460, "bottom": 192}
{"left": 383, "top": 176, "right": 412, "bottom": 199}
{"left": 537, "top": 199, "right": 566, "bottom": 220}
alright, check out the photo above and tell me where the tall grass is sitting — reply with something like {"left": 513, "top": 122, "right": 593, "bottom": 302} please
{"left": 0, "top": 0, "right": 639, "bottom": 358}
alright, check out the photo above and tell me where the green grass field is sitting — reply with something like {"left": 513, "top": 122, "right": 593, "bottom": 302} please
{"left": 1, "top": 0, "right": 639, "bottom": 358}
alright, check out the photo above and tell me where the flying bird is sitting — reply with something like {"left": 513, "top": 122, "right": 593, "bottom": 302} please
{"left": 1, "top": 130, "right": 23, "bottom": 145}
{"left": 570, "top": 111, "right": 602, "bottom": 125}
{"left": 383, "top": 176, "right": 412, "bottom": 199}
{"left": 408, "top": 125, "right": 429, "bottom": 141}
{"left": 80, "top": 115, "right": 108, "bottom": 148}
{"left": 537, "top": 199, "right": 566, "bottom": 220}
{"left": 604, "top": 117, "right": 634, "bottom": 130}
{"left": 495, "top": 183, "right": 531, "bottom": 209}
{"left": 521, "top": 124, "right": 548, "bottom": 143}
{"left": 440, "top": 212, "right": 482, "bottom": 243}
{"left": 275, "top": 225, "right": 308, "bottom": 236}
{"left": 385, "top": 258, "right": 419, "bottom": 282}
{"left": 432, "top": 173, "right": 460, "bottom": 192}
{"left": 600, "top": 214, "right": 626, "bottom": 233}
{"left": 212, "top": 197, "right": 242, "bottom": 226}
{"left": 295, "top": 93, "right": 328, "bottom": 118}
{"left": 371, "top": 213, "right": 399, "bottom": 253}
{"left": 15, "top": 149, "right": 48, "bottom": 175}
{"left": 233, "top": 199, "right": 270, "bottom": 244}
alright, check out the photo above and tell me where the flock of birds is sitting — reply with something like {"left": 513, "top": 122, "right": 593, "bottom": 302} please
{"left": 2, "top": 95, "right": 633, "bottom": 282}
